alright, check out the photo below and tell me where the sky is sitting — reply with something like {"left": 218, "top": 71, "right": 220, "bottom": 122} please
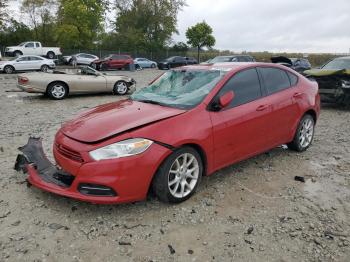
{"left": 7, "top": 0, "right": 350, "bottom": 54}
{"left": 172, "top": 0, "right": 350, "bottom": 53}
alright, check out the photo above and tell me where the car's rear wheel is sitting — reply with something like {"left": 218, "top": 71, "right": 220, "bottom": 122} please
{"left": 113, "top": 81, "right": 128, "bottom": 95}
{"left": 47, "top": 82, "right": 68, "bottom": 100}
{"left": 47, "top": 52, "right": 55, "bottom": 59}
{"left": 287, "top": 114, "right": 315, "bottom": 152}
{"left": 152, "top": 147, "right": 203, "bottom": 203}
{"left": 4, "top": 65, "right": 15, "bottom": 74}
{"left": 41, "top": 65, "right": 49, "bottom": 72}
{"left": 151, "top": 63, "right": 156, "bottom": 68}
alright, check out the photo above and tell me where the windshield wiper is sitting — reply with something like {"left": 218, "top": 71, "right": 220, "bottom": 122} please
{"left": 136, "top": 99, "right": 167, "bottom": 106}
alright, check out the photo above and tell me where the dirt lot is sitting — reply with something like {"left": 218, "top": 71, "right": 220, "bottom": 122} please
{"left": 0, "top": 69, "right": 349, "bottom": 262}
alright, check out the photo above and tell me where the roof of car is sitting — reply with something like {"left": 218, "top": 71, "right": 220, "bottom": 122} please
{"left": 180, "top": 62, "right": 291, "bottom": 72}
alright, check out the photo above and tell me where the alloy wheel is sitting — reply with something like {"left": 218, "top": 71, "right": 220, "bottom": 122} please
{"left": 51, "top": 84, "right": 66, "bottom": 99}
{"left": 168, "top": 153, "right": 199, "bottom": 198}
{"left": 115, "top": 81, "right": 128, "bottom": 95}
{"left": 299, "top": 117, "right": 314, "bottom": 148}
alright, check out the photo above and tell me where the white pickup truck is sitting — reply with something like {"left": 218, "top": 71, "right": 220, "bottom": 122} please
{"left": 5, "top": 41, "right": 62, "bottom": 59}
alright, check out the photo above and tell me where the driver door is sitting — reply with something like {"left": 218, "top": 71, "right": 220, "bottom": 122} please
{"left": 209, "top": 68, "right": 273, "bottom": 169}
{"left": 71, "top": 69, "right": 107, "bottom": 93}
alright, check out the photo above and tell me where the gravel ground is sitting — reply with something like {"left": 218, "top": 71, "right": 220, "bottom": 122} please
{"left": 0, "top": 69, "right": 349, "bottom": 262}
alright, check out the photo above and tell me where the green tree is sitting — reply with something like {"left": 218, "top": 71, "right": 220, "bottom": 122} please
{"left": 0, "top": 0, "right": 9, "bottom": 27}
{"left": 113, "top": 0, "right": 186, "bottom": 52}
{"left": 171, "top": 41, "right": 189, "bottom": 52}
{"left": 56, "top": 0, "right": 108, "bottom": 49}
{"left": 20, "top": 0, "right": 57, "bottom": 43}
{"left": 0, "top": 19, "right": 33, "bottom": 48}
{"left": 186, "top": 21, "right": 215, "bottom": 62}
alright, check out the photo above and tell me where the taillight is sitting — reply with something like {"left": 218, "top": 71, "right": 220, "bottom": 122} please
{"left": 18, "top": 76, "right": 29, "bottom": 84}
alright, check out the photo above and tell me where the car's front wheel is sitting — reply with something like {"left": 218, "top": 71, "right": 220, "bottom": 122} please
{"left": 151, "top": 63, "right": 156, "bottom": 68}
{"left": 113, "top": 81, "right": 128, "bottom": 95}
{"left": 47, "top": 82, "right": 68, "bottom": 100}
{"left": 152, "top": 147, "right": 203, "bottom": 203}
{"left": 288, "top": 114, "right": 315, "bottom": 152}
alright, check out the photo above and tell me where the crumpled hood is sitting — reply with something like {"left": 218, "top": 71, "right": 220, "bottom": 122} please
{"left": 61, "top": 100, "right": 186, "bottom": 143}
{"left": 303, "top": 69, "right": 350, "bottom": 77}
{"left": 92, "top": 58, "right": 107, "bottom": 64}
{"left": 271, "top": 56, "right": 293, "bottom": 66}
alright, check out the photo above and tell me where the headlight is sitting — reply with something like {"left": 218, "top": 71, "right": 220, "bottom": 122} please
{"left": 89, "top": 138, "right": 153, "bottom": 161}
{"left": 341, "top": 80, "right": 350, "bottom": 88}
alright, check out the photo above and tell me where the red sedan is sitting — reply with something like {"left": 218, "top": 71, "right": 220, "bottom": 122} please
{"left": 15, "top": 63, "right": 320, "bottom": 204}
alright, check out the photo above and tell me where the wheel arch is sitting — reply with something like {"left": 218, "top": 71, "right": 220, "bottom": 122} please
{"left": 303, "top": 109, "right": 317, "bottom": 123}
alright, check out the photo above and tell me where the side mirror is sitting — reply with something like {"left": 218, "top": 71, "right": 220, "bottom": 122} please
{"left": 219, "top": 91, "right": 234, "bottom": 108}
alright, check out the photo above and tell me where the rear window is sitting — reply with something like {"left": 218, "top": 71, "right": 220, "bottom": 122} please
{"left": 259, "top": 67, "right": 291, "bottom": 94}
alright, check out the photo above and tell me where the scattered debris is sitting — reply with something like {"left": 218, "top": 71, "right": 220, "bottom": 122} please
{"left": 294, "top": 176, "right": 305, "bottom": 183}
{"left": 168, "top": 244, "right": 176, "bottom": 254}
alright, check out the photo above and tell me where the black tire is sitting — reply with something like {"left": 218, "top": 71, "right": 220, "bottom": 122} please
{"left": 4, "top": 65, "right": 15, "bottom": 74}
{"left": 14, "top": 51, "right": 22, "bottom": 57}
{"left": 47, "top": 52, "right": 55, "bottom": 59}
{"left": 47, "top": 82, "right": 68, "bottom": 100}
{"left": 41, "top": 64, "right": 49, "bottom": 72}
{"left": 152, "top": 147, "right": 203, "bottom": 203}
{"left": 113, "top": 81, "right": 128, "bottom": 95}
{"left": 287, "top": 114, "right": 315, "bottom": 152}
{"left": 151, "top": 63, "right": 156, "bottom": 68}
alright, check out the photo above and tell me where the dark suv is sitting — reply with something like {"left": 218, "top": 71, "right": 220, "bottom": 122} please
{"left": 157, "top": 56, "right": 198, "bottom": 70}
{"left": 91, "top": 54, "right": 134, "bottom": 70}
{"left": 271, "top": 56, "right": 311, "bottom": 73}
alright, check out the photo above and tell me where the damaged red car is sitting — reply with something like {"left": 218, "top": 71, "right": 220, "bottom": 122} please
{"left": 15, "top": 63, "right": 320, "bottom": 204}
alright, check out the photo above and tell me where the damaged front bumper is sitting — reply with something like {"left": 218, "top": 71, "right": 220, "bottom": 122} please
{"left": 14, "top": 136, "right": 171, "bottom": 204}
{"left": 14, "top": 137, "right": 119, "bottom": 203}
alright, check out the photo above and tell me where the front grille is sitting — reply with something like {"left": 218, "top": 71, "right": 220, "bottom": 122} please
{"left": 55, "top": 143, "right": 84, "bottom": 163}
{"left": 78, "top": 183, "right": 117, "bottom": 197}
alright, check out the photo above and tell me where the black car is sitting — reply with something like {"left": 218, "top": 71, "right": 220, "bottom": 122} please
{"left": 157, "top": 56, "right": 197, "bottom": 70}
{"left": 304, "top": 56, "right": 350, "bottom": 105}
{"left": 271, "top": 56, "right": 311, "bottom": 73}
{"left": 205, "top": 55, "right": 256, "bottom": 64}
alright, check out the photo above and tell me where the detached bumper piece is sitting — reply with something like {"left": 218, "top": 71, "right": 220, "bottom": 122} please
{"left": 14, "top": 137, "right": 75, "bottom": 188}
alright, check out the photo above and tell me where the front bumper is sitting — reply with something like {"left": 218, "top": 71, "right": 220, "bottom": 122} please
{"left": 15, "top": 136, "right": 171, "bottom": 204}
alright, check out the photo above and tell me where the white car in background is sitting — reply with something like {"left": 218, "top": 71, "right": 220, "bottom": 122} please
{"left": 134, "top": 57, "right": 157, "bottom": 68}
{"left": 0, "top": 55, "right": 56, "bottom": 74}
{"left": 62, "top": 53, "right": 99, "bottom": 65}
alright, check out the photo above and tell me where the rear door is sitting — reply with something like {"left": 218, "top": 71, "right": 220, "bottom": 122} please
{"left": 257, "top": 67, "right": 302, "bottom": 145}
{"left": 28, "top": 56, "right": 44, "bottom": 69}
{"left": 209, "top": 68, "right": 273, "bottom": 169}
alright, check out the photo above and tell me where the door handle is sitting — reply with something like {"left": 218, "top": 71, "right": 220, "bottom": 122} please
{"left": 293, "top": 92, "right": 303, "bottom": 98}
{"left": 256, "top": 105, "right": 269, "bottom": 111}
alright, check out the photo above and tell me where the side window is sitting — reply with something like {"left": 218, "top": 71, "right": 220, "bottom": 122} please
{"left": 217, "top": 68, "right": 262, "bottom": 108}
{"left": 111, "top": 55, "right": 120, "bottom": 60}
{"left": 25, "top": 43, "right": 34, "bottom": 48}
{"left": 260, "top": 67, "right": 291, "bottom": 94}
{"left": 35, "top": 43, "right": 40, "bottom": 48}
{"left": 287, "top": 71, "right": 298, "bottom": 86}
{"left": 231, "top": 57, "right": 238, "bottom": 62}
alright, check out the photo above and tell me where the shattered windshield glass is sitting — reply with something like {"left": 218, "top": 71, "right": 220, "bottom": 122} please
{"left": 131, "top": 69, "right": 228, "bottom": 109}
{"left": 322, "top": 59, "right": 350, "bottom": 70}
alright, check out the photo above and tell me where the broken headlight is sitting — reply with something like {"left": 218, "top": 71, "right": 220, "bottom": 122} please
{"left": 341, "top": 80, "right": 350, "bottom": 88}
{"left": 89, "top": 138, "right": 153, "bottom": 161}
